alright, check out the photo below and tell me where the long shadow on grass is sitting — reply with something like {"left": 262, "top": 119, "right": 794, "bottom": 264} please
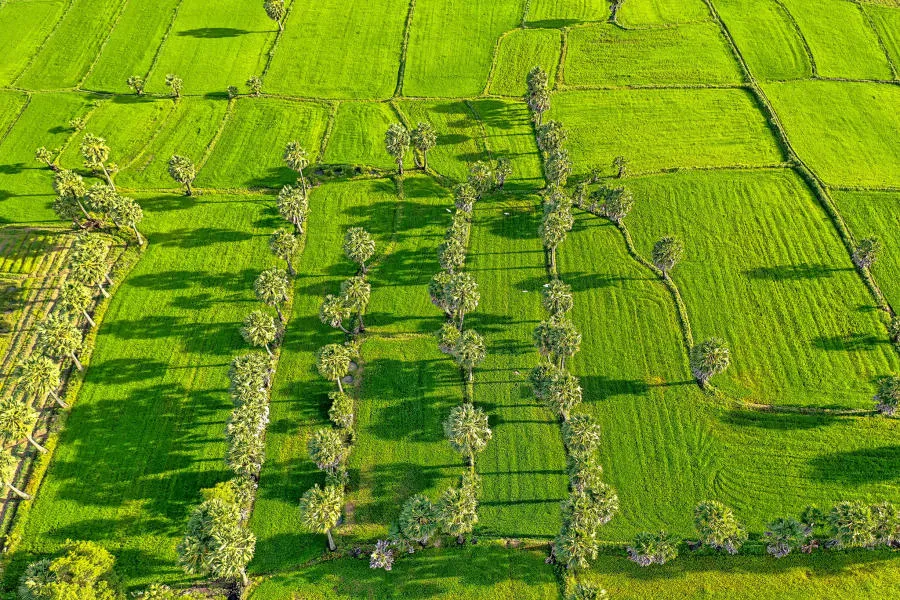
{"left": 808, "top": 445, "right": 900, "bottom": 484}
{"left": 719, "top": 408, "right": 842, "bottom": 430}
{"left": 177, "top": 27, "right": 256, "bottom": 38}
{"left": 744, "top": 263, "right": 853, "bottom": 281}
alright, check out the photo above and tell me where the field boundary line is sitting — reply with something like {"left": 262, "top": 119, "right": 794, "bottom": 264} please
{"left": 119, "top": 99, "right": 180, "bottom": 173}
{"left": 315, "top": 101, "right": 340, "bottom": 163}
{"left": 854, "top": 1, "right": 900, "bottom": 80}
{"left": 76, "top": 0, "right": 131, "bottom": 90}
{"left": 195, "top": 97, "right": 235, "bottom": 174}
{"left": 143, "top": 0, "right": 186, "bottom": 86}
{"left": 0, "top": 93, "right": 30, "bottom": 147}
{"left": 482, "top": 29, "right": 515, "bottom": 96}
{"left": 520, "top": 0, "right": 531, "bottom": 27}
{"left": 394, "top": 0, "right": 417, "bottom": 97}
{"left": 769, "top": 0, "right": 818, "bottom": 78}
{"left": 54, "top": 98, "right": 107, "bottom": 162}
{"left": 555, "top": 28, "right": 570, "bottom": 88}
{"left": 9, "top": 0, "right": 77, "bottom": 88}
{"left": 262, "top": 0, "right": 296, "bottom": 78}
{"left": 833, "top": 185, "right": 900, "bottom": 194}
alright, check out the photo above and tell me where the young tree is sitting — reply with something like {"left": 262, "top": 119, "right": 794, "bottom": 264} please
{"left": 693, "top": 500, "right": 747, "bottom": 554}
{"left": 270, "top": 228, "right": 300, "bottom": 276}
{"left": 627, "top": 531, "right": 679, "bottom": 566}
{"left": 454, "top": 329, "right": 486, "bottom": 383}
{"left": 317, "top": 343, "right": 351, "bottom": 392}
{"left": 411, "top": 122, "right": 437, "bottom": 170}
{"left": 652, "top": 236, "right": 684, "bottom": 279}
{"left": 247, "top": 76, "right": 263, "bottom": 97}
{"left": 0, "top": 449, "right": 28, "bottom": 499}
{"left": 299, "top": 484, "right": 344, "bottom": 551}
{"left": 399, "top": 494, "right": 439, "bottom": 545}
{"left": 277, "top": 185, "right": 309, "bottom": 233}
{"left": 241, "top": 310, "right": 279, "bottom": 355}
{"left": 852, "top": 237, "right": 881, "bottom": 270}
{"left": 542, "top": 279, "right": 573, "bottom": 319}
{"left": 495, "top": 157, "right": 512, "bottom": 190}
{"left": 80, "top": 133, "right": 114, "bottom": 188}
{"left": 263, "top": 0, "right": 286, "bottom": 30}
{"left": 874, "top": 376, "right": 900, "bottom": 416}
{"left": 369, "top": 539, "right": 395, "bottom": 571}
{"left": 764, "top": 517, "right": 809, "bottom": 558}
{"left": 444, "top": 272, "right": 480, "bottom": 329}
{"left": 612, "top": 155, "right": 628, "bottom": 178}
{"left": 19, "top": 541, "right": 118, "bottom": 600}
{"left": 177, "top": 497, "right": 255, "bottom": 587}
{"left": 341, "top": 275, "right": 371, "bottom": 333}
{"left": 0, "top": 399, "right": 45, "bottom": 453}
{"left": 283, "top": 141, "right": 309, "bottom": 193}
{"left": 567, "top": 584, "right": 608, "bottom": 600}
{"left": 689, "top": 338, "right": 730, "bottom": 387}
{"left": 34, "top": 147, "right": 59, "bottom": 172}
{"left": 343, "top": 227, "right": 376, "bottom": 274}
{"left": 443, "top": 403, "right": 491, "bottom": 468}
{"left": 35, "top": 313, "right": 83, "bottom": 371}
{"left": 307, "top": 428, "right": 348, "bottom": 475}
{"left": 871, "top": 501, "right": 900, "bottom": 546}
{"left": 57, "top": 280, "right": 95, "bottom": 327}
{"left": 254, "top": 268, "right": 290, "bottom": 323}
{"left": 827, "top": 501, "right": 875, "bottom": 548}
{"left": 167, "top": 155, "right": 196, "bottom": 196}
{"left": 437, "top": 474, "right": 480, "bottom": 543}
{"left": 320, "top": 294, "right": 352, "bottom": 334}
{"left": 385, "top": 124, "right": 411, "bottom": 175}
{"left": 127, "top": 75, "right": 145, "bottom": 95}
{"left": 165, "top": 74, "right": 184, "bottom": 98}
{"left": 15, "top": 355, "right": 64, "bottom": 408}
{"left": 328, "top": 391, "right": 354, "bottom": 429}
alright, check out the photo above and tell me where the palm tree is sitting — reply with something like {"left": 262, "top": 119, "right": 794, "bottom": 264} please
{"left": 35, "top": 147, "right": 59, "bottom": 171}
{"left": 57, "top": 280, "right": 95, "bottom": 327}
{"left": 178, "top": 498, "right": 255, "bottom": 587}
{"left": 444, "top": 272, "right": 479, "bottom": 330}
{"left": 80, "top": 133, "right": 114, "bottom": 188}
{"left": 126, "top": 75, "right": 145, "bottom": 95}
{"left": 443, "top": 403, "right": 491, "bottom": 468}
{"left": 319, "top": 294, "right": 351, "bottom": 333}
{"left": 689, "top": 338, "right": 730, "bottom": 387}
{"left": 764, "top": 517, "right": 808, "bottom": 558}
{"left": 264, "top": 0, "right": 286, "bottom": 30}
{"left": 853, "top": 237, "right": 881, "bottom": 270}
{"left": 385, "top": 124, "right": 410, "bottom": 175}
{"left": 16, "top": 355, "right": 65, "bottom": 408}
{"left": 694, "top": 500, "right": 747, "bottom": 554}
{"left": 343, "top": 227, "right": 376, "bottom": 274}
{"left": 540, "top": 211, "right": 569, "bottom": 273}
{"left": 277, "top": 185, "right": 309, "bottom": 234}
{"left": 528, "top": 88, "right": 550, "bottom": 125}
{"left": 536, "top": 120, "right": 567, "bottom": 156}
{"left": 534, "top": 318, "right": 581, "bottom": 369}
{"left": 53, "top": 170, "right": 89, "bottom": 221}
{"left": 600, "top": 187, "right": 634, "bottom": 224}
{"left": 468, "top": 161, "right": 495, "bottom": 197}
{"left": 70, "top": 235, "right": 110, "bottom": 297}
{"left": 299, "top": 484, "right": 344, "bottom": 551}
{"left": 542, "top": 279, "right": 573, "bottom": 319}
{"left": 283, "top": 141, "right": 309, "bottom": 193}
{"left": 410, "top": 122, "right": 437, "bottom": 170}
{"left": 544, "top": 371, "right": 582, "bottom": 422}
{"left": 0, "top": 398, "right": 45, "bottom": 453}
{"left": 827, "top": 501, "right": 876, "bottom": 548}
{"left": 317, "top": 344, "right": 351, "bottom": 392}
{"left": 613, "top": 155, "right": 628, "bottom": 178}
{"left": 399, "top": 494, "right": 439, "bottom": 545}
{"left": 36, "top": 313, "right": 83, "bottom": 370}
{"left": 269, "top": 229, "right": 299, "bottom": 276}
{"left": 307, "top": 428, "right": 348, "bottom": 475}
{"left": 241, "top": 310, "right": 279, "bottom": 355}
{"left": 627, "top": 531, "right": 679, "bottom": 566}
{"left": 165, "top": 74, "right": 183, "bottom": 98}
{"left": 254, "top": 268, "right": 290, "bottom": 323}
{"left": 437, "top": 477, "right": 479, "bottom": 543}
{"left": 340, "top": 275, "right": 370, "bottom": 333}
{"left": 495, "top": 157, "right": 512, "bottom": 189}
{"left": 652, "top": 236, "right": 684, "bottom": 279}
{"left": 874, "top": 376, "right": 900, "bottom": 416}
{"left": 454, "top": 183, "right": 477, "bottom": 214}
{"left": 526, "top": 66, "right": 548, "bottom": 98}
{"left": 167, "top": 155, "right": 197, "bottom": 196}
{"left": 112, "top": 196, "right": 144, "bottom": 245}
{"left": 454, "top": 329, "right": 485, "bottom": 383}
{"left": 561, "top": 415, "right": 601, "bottom": 463}
{"left": 545, "top": 150, "right": 571, "bottom": 187}
{"left": 0, "top": 449, "right": 29, "bottom": 499}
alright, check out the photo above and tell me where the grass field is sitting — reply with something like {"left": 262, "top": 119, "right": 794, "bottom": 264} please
{"left": 564, "top": 23, "right": 743, "bottom": 86}
{"left": 525, "top": 0, "right": 608, "bottom": 27}
{"left": 0, "top": 0, "right": 67, "bottom": 87}
{"left": 321, "top": 102, "right": 399, "bottom": 170}
{"left": 489, "top": 29, "right": 562, "bottom": 96}
{"left": 396, "top": 100, "right": 485, "bottom": 181}
{"left": 866, "top": 5, "right": 900, "bottom": 70}
{"left": 617, "top": 0, "right": 709, "bottom": 25}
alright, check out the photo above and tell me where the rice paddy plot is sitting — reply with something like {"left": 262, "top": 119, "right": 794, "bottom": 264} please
{"left": 322, "top": 102, "right": 399, "bottom": 170}
{"left": 82, "top": 0, "right": 181, "bottom": 94}
{"left": 264, "top": 0, "right": 408, "bottom": 99}
{"left": 145, "top": 0, "right": 276, "bottom": 95}
{"left": 833, "top": 190, "right": 900, "bottom": 308}
{"left": 396, "top": 100, "right": 487, "bottom": 182}
{"left": 5, "top": 192, "right": 280, "bottom": 588}
{"left": 0, "top": 92, "right": 95, "bottom": 223}
{"left": 564, "top": 23, "right": 743, "bottom": 86}
{"left": 117, "top": 98, "right": 229, "bottom": 190}
{"left": 403, "top": 0, "right": 523, "bottom": 97}
{"left": 16, "top": 0, "right": 127, "bottom": 90}
{"left": 764, "top": 80, "right": 900, "bottom": 187}
{"left": 249, "top": 178, "right": 399, "bottom": 573}
{"left": 0, "top": 0, "right": 67, "bottom": 87}
{"left": 0, "top": 91, "right": 29, "bottom": 142}
{"left": 525, "top": 0, "right": 609, "bottom": 27}
{"left": 250, "top": 545, "right": 559, "bottom": 600}
{"left": 196, "top": 98, "right": 329, "bottom": 189}
{"left": 488, "top": 29, "right": 562, "bottom": 96}
{"left": 469, "top": 98, "right": 545, "bottom": 192}
{"left": 617, "top": 0, "right": 710, "bottom": 26}
{"left": 626, "top": 169, "right": 899, "bottom": 408}
{"left": 714, "top": 0, "right": 812, "bottom": 80}
{"left": 865, "top": 5, "right": 900, "bottom": 73}
{"left": 548, "top": 89, "right": 783, "bottom": 177}
{"left": 778, "top": 0, "right": 893, "bottom": 80}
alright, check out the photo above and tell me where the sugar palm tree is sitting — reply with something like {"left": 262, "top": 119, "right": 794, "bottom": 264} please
{"left": 385, "top": 124, "right": 410, "bottom": 175}
{"left": 16, "top": 355, "right": 65, "bottom": 408}
{"left": 341, "top": 275, "right": 370, "bottom": 333}
{"left": 254, "top": 268, "right": 290, "bottom": 323}
{"left": 343, "top": 227, "right": 376, "bottom": 274}
{"left": 299, "top": 484, "right": 344, "bottom": 551}
{"left": 689, "top": 338, "right": 730, "bottom": 387}
{"left": 80, "top": 133, "right": 114, "bottom": 188}
{"left": 241, "top": 310, "right": 279, "bottom": 355}
{"left": 269, "top": 229, "right": 299, "bottom": 276}
{"left": 410, "top": 122, "right": 437, "bottom": 170}
{"left": 307, "top": 428, "right": 348, "bottom": 475}
{"left": 264, "top": 0, "right": 286, "bottom": 30}
{"left": 0, "top": 398, "right": 45, "bottom": 453}
{"left": 57, "top": 280, "right": 95, "bottom": 327}
{"left": 317, "top": 344, "right": 351, "bottom": 392}
{"left": 0, "top": 449, "right": 29, "bottom": 499}
{"left": 652, "top": 236, "right": 684, "bottom": 279}
{"left": 443, "top": 403, "right": 491, "bottom": 469}
{"left": 36, "top": 313, "right": 83, "bottom": 370}
{"left": 444, "top": 272, "right": 479, "bottom": 330}
{"left": 283, "top": 141, "right": 309, "bottom": 193}
{"left": 277, "top": 185, "right": 309, "bottom": 234}
{"left": 167, "top": 155, "right": 197, "bottom": 196}
{"left": 454, "top": 329, "right": 485, "bottom": 384}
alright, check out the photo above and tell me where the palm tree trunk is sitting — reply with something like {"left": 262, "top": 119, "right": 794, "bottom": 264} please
{"left": 82, "top": 309, "right": 96, "bottom": 327}
{"left": 105, "top": 273, "right": 114, "bottom": 286}
{"left": 397, "top": 158, "right": 404, "bottom": 176}
{"left": 71, "top": 352, "right": 83, "bottom": 371}
{"left": 101, "top": 164, "right": 114, "bottom": 190}
{"left": 423, "top": 152, "right": 428, "bottom": 171}
{"left": 185, "top": 181, "right": 193, "bottom": 197}
{"left": 264, "top": 343, "right": 273, "bottom": 357}
{"left": 278, "top": 19, "right": 284, "bottom": 31}
{"left": 76, "top": 198, "right": 91, "bottom": 220}
{"left": 287, "top": 260, "right": 296, "bottom": 276}
{"left": 27, "top": 434, "right": 47, "bottom": 454}
{"left": 131, "top": 223, "right": 143, "bottom": 246}
{"left": 458, "top": 310, "right": 465, "bottom": 331}
{"left": 275, "top": 304, "right": 284, "bottom": 323}
{"left": 326, "top": 528, "right": 336, "bottom": 551}
{"left": 468, "top": 368, "right": 473, "bottom": 383}
{"left": 98, "top": 283, "right": 110, "bottom": 298}
{"left": 336, "top": 377, "right": 344, "bottom": 393}
{"left": 50, "top": 390, "right": 67, "bottom": 408}
{"left": 358, "top": 311, "right": 365, "bottom": 332}
{"left": 7, "top": 482, "right": 30, "bottom": 500}
{"left": 240, "top": 568, "right": 249, "bottom": 588}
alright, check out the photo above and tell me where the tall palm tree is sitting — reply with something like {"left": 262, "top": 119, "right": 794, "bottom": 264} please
{"left": 299, "top": 484, "right": 344, "bottom": 551}
{"left": 254, "top": 268, "right": 290, "bottom": 323}
{"left": 16, "top": 355, "right": 65, "bottom": 408}
{"left": 80, "top": 133, "right": 114, "bottom": 188}
{"left": 316, "top": 344, "right": 351, "bottom": 392}
{"left": 36, "top": 313, "right": 83, "bottom": 371}
{"left": 58, "top": 280, "right": 95, "bottom": 327}
{"left": 444, "top": 272, "right": 479, "bottom": 330}
{"left": 0, "top": 399, "right": 46, "bottom": 453}
{"left": 0, "top": 449, "right": 29, "bottom": 499}
{"left": 384, "top": 124, "right": 410, "bottom": 175}
{"left": 283, "top": 142, "right": 309, "bottom": 193}
{"left": 240, "top": 310, "right": 279, "bottom": 355}
{"left": 443, "top": 403, "right": 491, "bottom": 468}
{"left": 340, "top": 275, "right": 370, "bottom": 333}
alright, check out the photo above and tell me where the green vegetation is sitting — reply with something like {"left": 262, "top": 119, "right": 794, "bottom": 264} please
{"left": 490, "top": 30, "right": 562, "bottom": 96}
{"left": 617, "top": 0, "right": 709, "bottom": 26}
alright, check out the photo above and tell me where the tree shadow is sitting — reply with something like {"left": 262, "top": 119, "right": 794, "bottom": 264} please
{"left": 808, "top": 445, "right": 900, "bottom": 485}
{"left": 718, "top": 407, "right": 841, "bottom": 430}
{"left": 744, "top": 263, "right": 852, "bottom": 281}
{"left": 812, "top": 333, "right": 887, "bottom": 352}
{"left": 176, "top": 27, "right": 253, "bottom": 38}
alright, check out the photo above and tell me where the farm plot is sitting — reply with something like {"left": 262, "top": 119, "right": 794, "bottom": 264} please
{"left": 833, "top": 190, "right": 900, "bottom": 308}
{"left": 403, "top": 0, "right": 523, "bottom": 97}
{"left": 563, "top": 23, "right": 743, "bottom": 86}
{"left": 616, "top": 0, "right": 710, "bottom": 26}
{"left": 82, "top": 0, "right": 182, "bottom": 94}
{"left": 466, "top": 194, "right": 568, "bottom": 538}
{"left": 0, "top": 92, "right": 95, "bottom": 224}
{"left": 117, "top": 98, "right": 229, "bottom": 190}
{"left": 778, "top": 0, "right": 893, "bottom": 80}
{"left": 764, "top": 81, "right": 900, "bottom": 188}
{"left": 488, "top": 29, "right": 562, "bottom": 97}
{"left": 626, "top": 168, "right": 899, "bottom": 408}
{"left": 196, "top": 98, "right": 329, "bottom": 189}
{"left": 321, "top": 102, "right": 399, "bottom": 170}
{"left": 5, "top": 192, "right": 279, "bottom": 588}
{"left": 396, "top": 100, "right": 485, "bottom": 181}
{"left": 0, "top": 0, "right": 67, "bottom": 87}
{"left": 866, "top": 5, "right": 900, "bottom": 71}
{"left": 714, "top": 0, "right": 812, "bottom": 80}
{"left": 548, "top": 89, "right": 783, "bottom": 177}
{"left": 145, "top": 0, "right": 276, "bottom": 95}
{"left": 264, "top": 0, "right": 408, "bottom": 99}
{"left": 16, "top": 0, "right": 126, "bottom": 90}
{"left": 469, "top": 98, "right": 545, "bottom": 193}
{"left": 525, "top": 0, "right": 608, "bottom": 27}
{"left": 0, "top": 91, "right": 29, "bottom": 143}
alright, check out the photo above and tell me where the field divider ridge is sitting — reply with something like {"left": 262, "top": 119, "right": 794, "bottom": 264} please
{"left": 9, "top": 0, "right": 77, "bottom": 88}
{"left": 261, "top": 0, "right": 297, "bottom": 79}
{"left": 75, "top": 0, "right": 131, "bottom": 90}
{"left": 142, "top": 0, "right": 186, "bottom": 86}
{"left": 393, "top": 0, "right": 417, "bottom": 98}
{"left": 0, "top": 93, "right": 30, "bottom": 147}
{"left": 853, "top": 0, "right": 899, "bottom": 81}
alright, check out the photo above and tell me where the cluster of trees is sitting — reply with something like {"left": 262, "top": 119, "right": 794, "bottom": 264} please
{"left": 531, "top": 282, "right": 582, "bottom": 419}
{"left": 319, "top": 228, "right": 374, "bottom": 335}
{"left": 384, "top": 122, "right": 436, "bottom": 175}
{"left": 527, "top": 66, "right": 551, "bottom": 125}
{"left": 126, "top": 74, "right": 183, "bottom": 98}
